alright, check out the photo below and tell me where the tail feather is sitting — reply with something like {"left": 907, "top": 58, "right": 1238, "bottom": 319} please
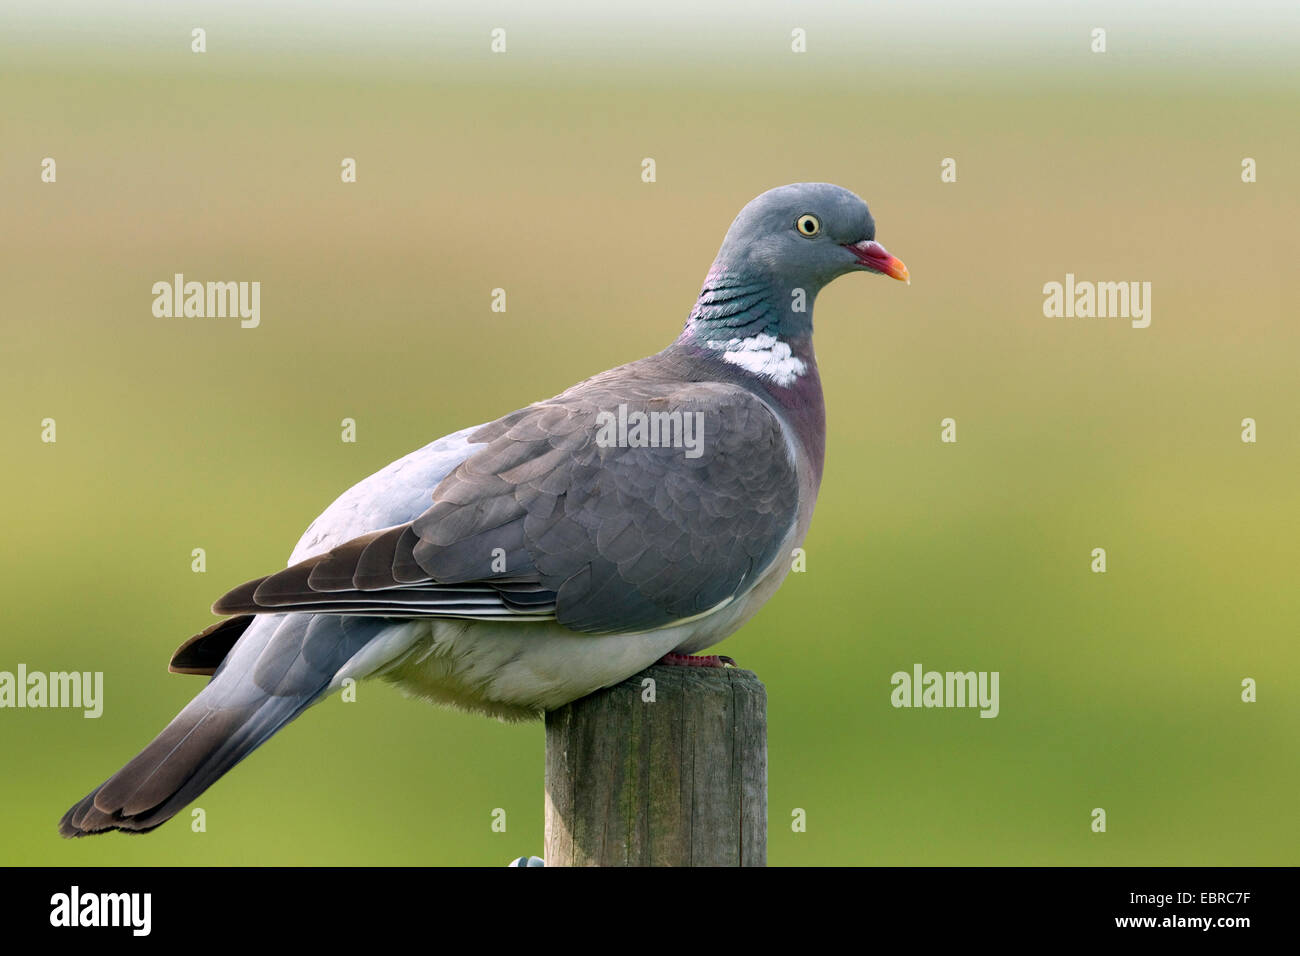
{"left": 58, "top": 693, "right": 315, "bottom": 836}
{"left": 59, "top": 613, "right": 401, "bottom": 837}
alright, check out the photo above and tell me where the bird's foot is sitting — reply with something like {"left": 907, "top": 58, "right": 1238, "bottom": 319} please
{"left": 657, "top": 653, "right": 735, "bottom": 668}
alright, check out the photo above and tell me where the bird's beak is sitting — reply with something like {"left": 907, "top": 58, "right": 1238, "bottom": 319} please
{"left": 844, "top": 240, "right": 910, "bottom": 283}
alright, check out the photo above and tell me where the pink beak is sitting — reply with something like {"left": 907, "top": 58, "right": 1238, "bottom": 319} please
{"left": 844, "top": 240, "right": 910, "bottom": 283}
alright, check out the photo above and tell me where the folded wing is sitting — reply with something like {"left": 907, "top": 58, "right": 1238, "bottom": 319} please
{"left": 213, "top": 377, "right": 799, "bottom": 635}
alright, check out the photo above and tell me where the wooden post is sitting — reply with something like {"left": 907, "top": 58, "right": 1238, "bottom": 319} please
{"left": 544, "top": 664, "right": 766, "bottom": 866}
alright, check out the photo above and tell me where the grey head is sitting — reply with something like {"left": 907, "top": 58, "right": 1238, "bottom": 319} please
{"left": 714, "top": 182, "right": 908, "bottom": 287}
{"left": 684, "top": 182, "right": 908, "bottom": 349}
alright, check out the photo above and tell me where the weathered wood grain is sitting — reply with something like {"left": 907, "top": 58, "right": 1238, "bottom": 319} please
{"left": 544, "top": 664, "right": 766, "bottom": 866}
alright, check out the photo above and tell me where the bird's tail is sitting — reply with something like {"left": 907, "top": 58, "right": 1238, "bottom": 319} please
{"left": 58, "top": 688, "right": 318, "bottom": 836}
{"left": 59, "top": 613, "right": 400, "bottom": 837}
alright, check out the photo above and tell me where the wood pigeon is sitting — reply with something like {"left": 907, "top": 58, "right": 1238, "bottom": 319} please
{"left": 59, "top": 182, "right": 908, "bottom": 837}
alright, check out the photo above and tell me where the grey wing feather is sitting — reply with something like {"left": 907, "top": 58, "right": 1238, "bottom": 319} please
{"left": 287, "top": 423, "right": 485, "bottom": 565}
{"left": 212, "top": 377, "right": 799, "bottom": 635}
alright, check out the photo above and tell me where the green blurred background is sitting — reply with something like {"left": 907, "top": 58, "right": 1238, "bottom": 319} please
{"left": 2, "top": 1, "right": 1297, "bottom": 865}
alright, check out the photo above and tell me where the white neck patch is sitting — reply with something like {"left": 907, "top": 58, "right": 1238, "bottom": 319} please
{"left": 704, "top": 333, "right": 807, "bottom": 387}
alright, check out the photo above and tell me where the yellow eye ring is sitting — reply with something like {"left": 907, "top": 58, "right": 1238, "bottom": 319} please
{"left": 796, "top": 214, "right": 820, "bottom": 237}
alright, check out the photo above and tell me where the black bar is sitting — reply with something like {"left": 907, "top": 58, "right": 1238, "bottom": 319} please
{"left": 3, "top": 866, "right": 1283, "bottom": 941}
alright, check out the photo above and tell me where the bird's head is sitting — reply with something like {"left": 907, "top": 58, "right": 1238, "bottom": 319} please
{"left": 712, "top": 182, "right": 909, "bottom": 291}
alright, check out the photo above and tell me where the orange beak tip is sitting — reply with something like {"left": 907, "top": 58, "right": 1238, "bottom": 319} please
{"left": 845, "top": 240, "right": 910, "bottom": 284}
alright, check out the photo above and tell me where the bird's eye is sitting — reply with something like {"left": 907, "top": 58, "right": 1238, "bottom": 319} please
{"left": 795, "top": 214, "right": 820, "bottom": 237}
